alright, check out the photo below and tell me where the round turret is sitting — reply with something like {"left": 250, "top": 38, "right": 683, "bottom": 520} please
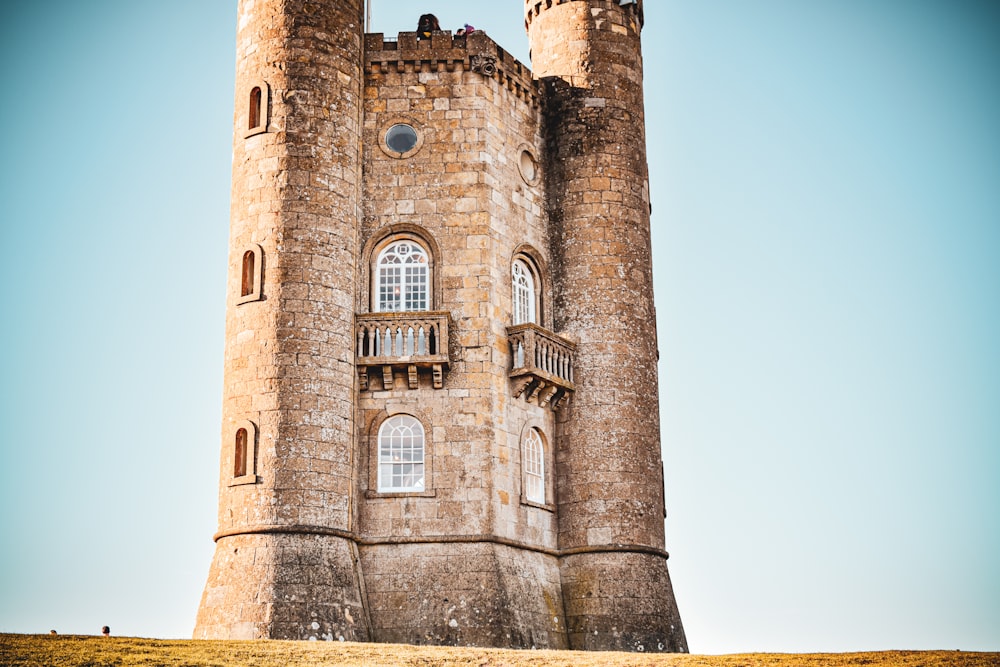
{"left": 526, "top": 0, "right": 687, "bottom": 652}
{"left": 195, "top": 0, "right": 369, "bottom": 641}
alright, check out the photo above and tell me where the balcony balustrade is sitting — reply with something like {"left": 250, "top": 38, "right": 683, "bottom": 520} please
{"left": 356, "top": 311, "right": 450, "bottom": 390}
{"left": 507, "top": 323, "right": 575, "bottom": 409}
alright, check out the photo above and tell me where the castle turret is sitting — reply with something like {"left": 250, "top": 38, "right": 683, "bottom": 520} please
{"left": 525, "top": 0, "right": 687, "bottom": 651}
{"left": 194, "top": 0, "right": 370, "bottom": 640}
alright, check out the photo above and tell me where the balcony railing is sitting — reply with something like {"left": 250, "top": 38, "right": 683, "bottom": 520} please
{"left": 356, "top": 311, "right": 450, "bottom": 390}
{"left": 507, "top": 323, "right": 575, "bottom": 409}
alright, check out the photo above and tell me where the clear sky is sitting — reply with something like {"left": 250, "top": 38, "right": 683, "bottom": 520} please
{"left": 1, "top": 0, "right": 997, "bottom": 655}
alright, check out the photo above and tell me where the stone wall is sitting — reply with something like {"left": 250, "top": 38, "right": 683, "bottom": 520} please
{"left": 197, "top": 0, "right": 685, "bottom": 652}
{"left": 357, "top": 30, "right": 564, "bottom": 647}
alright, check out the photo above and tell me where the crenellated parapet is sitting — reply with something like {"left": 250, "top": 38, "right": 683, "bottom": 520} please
{"left": 364, "top": 31, "right": 540, "bottom": 107}
{"left": 524, "top": 0, "right": 644, "bottom": 29}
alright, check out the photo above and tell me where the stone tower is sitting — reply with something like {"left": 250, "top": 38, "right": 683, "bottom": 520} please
{"left": 195, "top": 0, "right": 686, "bottom": 652}
{"left": 526, "top": 0, "right": 685, "bottom": 652}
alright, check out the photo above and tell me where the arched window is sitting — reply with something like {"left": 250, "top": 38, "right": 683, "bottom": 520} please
{"left": 376, "top": 240, "right": 429, "bottom": 312}
{"left": 378, "top": 415, "right": 425, "bottom": 492}
{"left": 249, "top": 86, "right": 262, "bottom": 130}
{"left": 230, "top": 420, "right": 258, "bottom": 486}
{"left": 234, "top": 428, "right": 248, "bottom": 477}
{"left": 245, "top": 81, "right": 269, "bottom": 138}
{"left": 241, "top": 250, "right": 255, "bottom": 297}
{"left": 523, "top": 428, "right": 545, "bottom": 504}
{"left": 237, "top": 244, "right": 263, "bottom": 304}
{"left": 512, "top": 259, "right": 537, "bottom": 325}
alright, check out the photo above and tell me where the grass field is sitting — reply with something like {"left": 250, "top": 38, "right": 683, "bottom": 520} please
{"left": 1, "top": 634, "right": 997, "bottom": 667}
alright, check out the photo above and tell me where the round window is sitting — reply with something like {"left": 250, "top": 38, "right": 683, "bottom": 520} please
{"left": 385, "top": 124, "right": 418, "bottom": 154}
{"left": 518, "top": 148, "right": 540, "bottom": 184}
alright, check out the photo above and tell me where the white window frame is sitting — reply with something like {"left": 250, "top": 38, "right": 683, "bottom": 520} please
{"left": 377, "top": 415, "right": 426, "bottom": 492}
{"left": 376, "top": 240, "right": 430, "bottom": 312}
{"left": 512, "top": 259, "right": 536, "bottom": 325}
{"left": 523, "top": 428, "right": 545, "bottom": 504}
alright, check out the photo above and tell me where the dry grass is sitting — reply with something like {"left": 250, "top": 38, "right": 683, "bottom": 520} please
{"left": 1, "top": 634, "right": 996, "bottom": 667}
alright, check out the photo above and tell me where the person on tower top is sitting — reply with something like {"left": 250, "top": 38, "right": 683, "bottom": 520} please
{"left": 416, "top": 14, "right": 440, "bottom": 40}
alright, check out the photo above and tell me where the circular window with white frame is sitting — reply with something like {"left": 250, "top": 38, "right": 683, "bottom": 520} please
{"left": 380, "top": 119, "right": 424, "bottom": 159}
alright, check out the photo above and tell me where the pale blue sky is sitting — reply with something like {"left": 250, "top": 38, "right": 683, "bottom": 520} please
{"left": 1, "top": 0, "right": 997, "bottom": 654}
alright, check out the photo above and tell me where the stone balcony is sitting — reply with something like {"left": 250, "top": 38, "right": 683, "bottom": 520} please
{"left": 507, "top": 323, "right": 576, "bottom": 410}
{"left": 356, "top": 312, "right": 450, "bottom": 390}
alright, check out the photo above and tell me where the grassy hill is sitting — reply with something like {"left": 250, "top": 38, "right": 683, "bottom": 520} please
{"left": 1, "top": 634, "right": 996, "bottom": 667}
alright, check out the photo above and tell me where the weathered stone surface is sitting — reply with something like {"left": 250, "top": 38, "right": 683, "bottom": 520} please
{"left": 196, "top": 0, "right": 685, "bottom": 653}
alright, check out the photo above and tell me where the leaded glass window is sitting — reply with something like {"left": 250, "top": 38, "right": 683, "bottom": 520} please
{"left": 512, "top": 259, "right": 536, "bottom": 325}
{"left": 377, "top": 241, "right": 429, "bottom": 312}
{"left": 378, "top": 415, "right": 425, "bottom": 492}
{"left": 524, "top": 428, "right": 544, "bottom": 503}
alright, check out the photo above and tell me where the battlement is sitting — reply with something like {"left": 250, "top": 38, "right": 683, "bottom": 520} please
{"left": 365, "top": 31, "right": 539, "bottom": 106}
{"left": 524, "top": 0, "right": 644, "bottom": 29}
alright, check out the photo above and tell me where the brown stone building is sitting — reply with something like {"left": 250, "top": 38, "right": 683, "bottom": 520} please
{"left": 194, "top": 0, "right": 686, "bottom": 652}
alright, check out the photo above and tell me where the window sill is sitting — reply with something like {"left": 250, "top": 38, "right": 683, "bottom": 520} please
{"left": 520, "top": 496, "right": 555, "bottom": 513}
{"left": 236, "top": 292, "right": 262, "bottom": 305}
{"left": 365, "top": 489, "right": 437, "bottom": 499}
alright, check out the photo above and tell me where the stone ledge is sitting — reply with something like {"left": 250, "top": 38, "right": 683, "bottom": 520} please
{"left": 212, "top": 524, "right": 671, "bottom": 561}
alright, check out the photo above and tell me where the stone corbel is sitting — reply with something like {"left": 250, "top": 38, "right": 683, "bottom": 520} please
{"left": 539, "top": 385, "right": 558, "bottom": 407}
{"left": 511, "top": 376, "right": 534, "bottom": 399}
{"left": 527, "top": 380, "right": 545, "bottom": 404}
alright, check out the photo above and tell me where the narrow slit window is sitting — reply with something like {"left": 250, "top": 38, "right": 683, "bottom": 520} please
{"left": 249, "top": 87, "right": 262, "bottom": 131}
{"left": 245, "top": 81, "right": 269, "bottom": 137}
{"left": 241, "top": 250, "right": 255, "bottom": 297}
{"left": 237, "top": 245, "right": 263, "bottom": 304}
{"left": 234, "top": 428, "right": 248, "bottom": 478}
{"left": 230, "top": 420, "right": 258, "bottom": 486}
